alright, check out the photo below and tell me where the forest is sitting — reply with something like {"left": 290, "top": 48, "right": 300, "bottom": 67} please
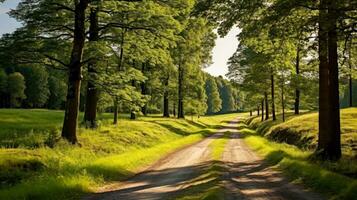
{"left": 0, "top": 0, "right": 356, "bottom": 199}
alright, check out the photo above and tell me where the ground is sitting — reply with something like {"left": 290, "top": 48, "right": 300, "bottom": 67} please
{"left": 84, "top": 119, "right": 323, "bottom": 200}
{"left": 0, "top": 109, "right": 357, "bottom": 199}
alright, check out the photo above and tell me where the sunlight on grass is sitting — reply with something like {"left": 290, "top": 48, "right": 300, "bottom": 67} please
{"left": 0, "top": 109, "right": 241, "bottom": 199}
{"left": 240, "top": 125, "right": 357, "bottom": 200}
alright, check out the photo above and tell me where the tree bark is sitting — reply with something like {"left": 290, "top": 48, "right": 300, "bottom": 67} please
{"left": 316, "top": 0, "right": 341, "bottom": 160}
{"left": 282, "top": 80, "right": 285, "bottom": 122}
{"left": 61, "top": 0, "right": 89, "bottom": 144}
{"left": 265, "top": 92, "right": 269, "bottom": 120}
{"left": 295, "top": 47, "right": 301, "bottom": 115}
{"left": 250, "top": 110, "right": 252, "bottom": 116}
{"left": 84, "top": 7, "right": 99, "bottom": 128}
{"left": 113, "top": 98, "right": 118, "bottom": 125}
{"left": 178, "top": 64, "right": 184, "bottom": 119}
{"left": 163, "top": 76, "right": 170, "bottom": 117}
{"left": 131, "top": 80, "right": 136, "bottom": 120}
{"left": 141, "top": 62, "right": 148, "bottom": 115}
{"left": 349, "top": 70, "right": 353, "bottom": 107}
{"left": 348, "top": 42, "right": 353, "bottom": 107}
{"left": 261, "top": 99, "right": 264, "bottom": 122}
{"left": 257, "top": 106, "right": 260, "bottom": 116}
{"left": 270, "top": 70, "right": 276, "bottom": 121}
{"left": 173, "top": 102, "right": 176, "bottom": 117}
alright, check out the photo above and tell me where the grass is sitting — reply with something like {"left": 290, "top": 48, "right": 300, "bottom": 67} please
{"left": 238, "top": 122, "right": 357, "bottom": 200}
{"left": 246, "top": 108, "right": 357, "bottom": 177}
{"left": 0, "top": 109, "right": 240, "bottom": 200}
{"left": 247, "top": 108, "right": 357, "bottom": 157}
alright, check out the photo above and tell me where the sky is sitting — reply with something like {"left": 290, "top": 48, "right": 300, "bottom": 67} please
{"left": 0, "top": 1, "right": 240, "bottom": 78}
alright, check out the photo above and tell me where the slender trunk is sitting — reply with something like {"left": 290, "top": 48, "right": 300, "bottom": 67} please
{"left": 317, "top": 0, "right": 341, "bottom": 160}
{"left": 349, "top": 71, "right": 353, "bottom": 107}
{"left": 130, "top": 112, "right": 136, "bottom": 120}
{"left": 61, "top": 0, "right": 89, "bottom": 144}
{"left": 178, "top": 64, "right": 184, "bottom": 119}
{"left": 173, "top": 102, "right": 176, "bottom": 117}
{"left": 131, "top": 80, "right": 137, "bottom": 120}
{"left": 270, "top": 70, "right": 276, "bottom": 121}
{"left": 141, "top": 62, "right": 148, "bottom": 116}
{"left": 257, "top": 106, "right": 260, "bottom": 116}
{"left": 84, "top": 7, "right": 99, "bottom": 128}
{"left": 261, "top": 99, "right": 264, "bottom": 122}
{"left": 282, "top": 81, "right": 285, "bottom": 122}
{"left": 113, "top": 99, "right": 118, "bottom": 125}
{"left": 250, "top": 110, "right": 252, "bottom": 116}
{"left": 163, "top": 76, "right": 170, "bottom": 117}
{"left": 265, "top": 92, "right": 269, "bottom": 120}
{"left": 348, "top": 42, "right": 353, "bottom": 107}
{"left": 295, "top": 47, "right": 301, "bottom": 114}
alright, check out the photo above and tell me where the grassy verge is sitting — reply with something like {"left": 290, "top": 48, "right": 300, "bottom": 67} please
{"left": 246, "top": 108, "right": 357, "bottom": 177}
{"left": 238, "top": 123, "right": 357, "bottom": 200}
{"left": 0, "top": 110, "right": 239, "bottom": 200}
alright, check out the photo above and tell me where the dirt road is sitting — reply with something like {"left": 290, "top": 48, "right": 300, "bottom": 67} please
{"left": 85, "top": 118, "right": 323, "bottom": 200}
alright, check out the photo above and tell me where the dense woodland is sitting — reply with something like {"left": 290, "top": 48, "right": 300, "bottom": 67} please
{"left": 196, "top": 0, "right": 357, "bottom": 160}
{"left": 0, "top": 0, "right": 242, "bottom": 143}
{"left": 0, "top": 0, "right": 356, "bottom": 161}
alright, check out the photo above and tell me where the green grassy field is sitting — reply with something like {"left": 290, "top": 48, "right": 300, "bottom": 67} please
{"left": 247, "top": 108, "right": 357, "bottom": 158}
{"left": 0, "top": 109, "right": 240, "bottom": 200}
{"left": 242, "top": 108, "right": 357, "bottom": 199}
{"left": 239, "top": 123, "right": 357, "bottom": 200}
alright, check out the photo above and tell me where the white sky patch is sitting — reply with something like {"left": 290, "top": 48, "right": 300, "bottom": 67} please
{"left": 204, "top": 27, "right": 241, "bottom": 78}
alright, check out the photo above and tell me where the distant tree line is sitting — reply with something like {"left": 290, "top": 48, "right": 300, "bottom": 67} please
{"left": 197, "top": 0, "right": 356, "bottom": 160}
{"left": 0, "top": 0, "right": 241, "bottom": 145}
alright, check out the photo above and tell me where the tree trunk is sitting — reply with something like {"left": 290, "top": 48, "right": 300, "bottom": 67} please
{"left": 257, "top": 106, "right": 260, "bottom": 116}
{"left": 113, "top": 99, "right": 118, "bottom": 125}
{"left": 84, "top": 7, "right": 99, "bottom": 128}
{"left": 316, "top": 0, "right": 341, "bottom": 160}
{"left": 141, "top": 62, "right": 148, "bottom": 116}
{"left": 131, "top": 80, "right": 136, "bottom": 120}
{"left": 250, "top": 110, "right": 252, "bottom": 116}
{"left": 261, "top": 99, "right": 264, "bottom": 122}
{"left": 173, "top": 102, "right": 176, "bottom": 117}
{"left": 178, "top": 64, "right": 184, "bottom": 119}
{"left": 265, "top": 92, "right": 269, "bottom": 120}
{"left": 270, "top": 70, "right": 276, "bottom": 121}
{"left": 348, "top": 42, "right": 353, "bottom": 107}
{"left": 295, "top": 47, "right": 301, "bottom": 114}
{"left": 282, "top": 81, "right": 285, "bottom": 122}
{"left": 163, "top": 76, "right": 170, "bottom": 117}
{"left": 349, "top": 70, "right": 353, "bottom": 107}
{"left": 61, "top": 0, "right": 89, "bottom": 144}
{"left": 130, "top": 112, "right": 136, "bottom": 120}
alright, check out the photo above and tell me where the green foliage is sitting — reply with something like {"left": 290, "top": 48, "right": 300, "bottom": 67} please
{"left": 21, "top": 66, "right": 50, "bottom": 108}
{"left": 216, "top": 77, "right": 236, "bottom": 113}
{"left": 0, "top": 109, "right": 238, "bottom": 199}
{"left": 205, "top": 76, "right": 222, "bottom": 114}
{"left": 7, "top": 72, "right": 26, "bottom": 107}
{"left": 47, "top": 75, "right": 67, "bottom": 109}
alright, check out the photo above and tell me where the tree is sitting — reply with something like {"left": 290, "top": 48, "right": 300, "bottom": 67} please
{"left": 205, "top": 75, "right": 222, "bottom": 114}
{"left": 7, "top": 72, "right": 26, "bottom": 107}
{"left": 48, "top": 75, "right": 67, "bottom": 109}
{"left": 0, "top": 69, "right": 8, "bottom": 107}
{"left": 21, "top": 66, "right": 50, "bottom": 108}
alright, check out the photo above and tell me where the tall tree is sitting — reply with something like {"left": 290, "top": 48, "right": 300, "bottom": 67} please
{"left": 205, "top": 75, "right": 222, "bottom": 114}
